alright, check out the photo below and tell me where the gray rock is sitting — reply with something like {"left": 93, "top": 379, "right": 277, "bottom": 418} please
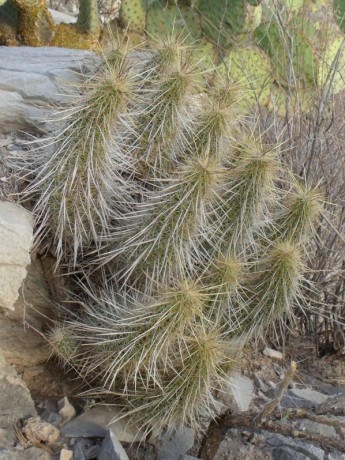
{"left": 328, "top": 450, "right": 345, "bottom": 460}
{"left": 98, "top": 430, "right": 129, "bottom": 460}
{"left": 48, "top": 8, "right": 77, "bottom": 24}
{"left": 295, "top": 419, "right": 337, "bottom": 438}
{"left": 289, "top": 388, "right": 329, "bottom": 405}
{"left": 157, "top": 427, "right": 195, "bottom": 460}
{"left": 0, "top": 47, "right": 96, "bottom": 132}
{"left": 272, "top": 447, "right": 310, "bottom": 460}
{"left": 266, "top": 434, "right": 324, "bottom": 460}
{"left": 0, "top": 201, "right": 33, "bottom": 311}
{"left": 299, "top": 373, "right": 345, "bottom": 396}
{"left": 61, "top": 405, "right": 143, "bottom": 442}
{"left": 180, "top": 456, "right": 201, "bottom": 460}
{"left": 73, "top": 438, "right": 101, "bottom": 460}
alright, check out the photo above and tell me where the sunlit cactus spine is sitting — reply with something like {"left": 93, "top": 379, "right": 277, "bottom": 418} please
{"left": 27, "top": 37, "right": 324, "bottom": 434}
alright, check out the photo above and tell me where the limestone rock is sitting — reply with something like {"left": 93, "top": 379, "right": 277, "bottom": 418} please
{"left": 0, "top": 201, "right": 33, "bottom": 311}
{"left": 58, "top": 396, "right": 76, "bottom": 426}
{"left": 60, "top": 449, "right": 73, "bottom": 460}
{"left": 0, "top": 47, "right": 96, "bottom": 132}
{"left": 219, "top": 372, "right": 254, "bottom": 412}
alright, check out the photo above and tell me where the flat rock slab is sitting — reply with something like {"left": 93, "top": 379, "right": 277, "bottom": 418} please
{"left": 0, "top": 201, "right": 33, "bottom": 310}
{"left": 0, "top": 46, "right": 96, "bottom": 132}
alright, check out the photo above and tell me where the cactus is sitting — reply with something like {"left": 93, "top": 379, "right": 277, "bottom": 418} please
{"left": 197, "top": 0, "right": 247, "bottom": 48}
{"left": 121, "top": 0, "right": 146, "bottom": 30}
{"left": 220, "top": 45, "right": 273, "bottom": 107}
{"left": 16, "top": 36, "right": 325, "bottom": 434}
{"left": 334, "top": 0, "right": 345, "bottom": 32}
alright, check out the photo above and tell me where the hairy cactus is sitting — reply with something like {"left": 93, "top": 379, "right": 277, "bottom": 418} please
{"left": 18, "top": 37, "right": 324, "bottom": 434}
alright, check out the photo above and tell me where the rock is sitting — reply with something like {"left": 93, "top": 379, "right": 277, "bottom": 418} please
{"left": 60, "top": 449, "right": 73, "bottom": 460}
{"left": 299, "top": 373, "right": 345, "bottom": 396}
{"left": 0, "top": 447, "right": 52, "bottom": 459}
{"left": 157, "top": 427, "right": 195, "bottom": 460}
{"left": 98, "top": 430, "right": 129, "bottom": 460}
{"left": 272, "top": 446, "right": 310, "bottom": 460}
{"left": 0, "top": 350, "right": 43, "bottom": 459}
{"left": 23, "top": 416, "right": 60, "bottom": 444}
{"left": 263, "top": 347, "right": 283, "bottom": 360}
{"left": 214, "top": 428, "right": 273, "bottom": 460}
{"left": 0, "top": 255, "right": 52, "bottom": 371}
{"left": 219, "top": 372, "right": 254, "bottom": 412}
{"left": 0, "top": 201, "right": 33, "bottom": 311}
{"left": 0, "top": 47, "right": 96, "bottom": 132}
{"left": 266, "top": 434, "right": 325, "bottom": 460}
{"left": 295, "top": 419, "right": 337, "bottom": 438}
{"left": 289, "top": 388, "right": 329, "bottom": 405}
{"left": 180, "top": 457, "right": 202, "bottom": 460}
{"left": 73, "top": 438, "right": 101, "bottom": 460}
{"left": 328, "top": 450, "right": 345, "bottom": 460}
{"left": 49, "top": 8, "right": 77, "bottom": 24}
{"left": 61, "top": 405, "right": 143, "bottom": 442}
{"left": 58, "top": 396, "right": 76, "bottom": 426}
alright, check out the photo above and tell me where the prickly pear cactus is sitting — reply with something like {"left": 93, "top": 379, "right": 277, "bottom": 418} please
{"left": 120, "top": 0, "right": 146, "bottom": 30}
{"left": 197, "top": 0, "right": 246, "bottom": 48}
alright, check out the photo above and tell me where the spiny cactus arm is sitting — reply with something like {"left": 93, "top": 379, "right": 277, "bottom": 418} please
{"left": 26, "top": 57, "right": 140, "bottom": 267}
{"left": 277, "top": 181, "right": 324, "bottom": 245}
{"left": 123, "top": 327, "right": 233, "bottom": 433}
{"left": 240, "top": 240, "right": 304, "bottom": 338}
{"left": 218, "top": 131, "right": 280, "bottom": 253}
{"left": 103, "top": 154, "right": 227, "bottom": 289}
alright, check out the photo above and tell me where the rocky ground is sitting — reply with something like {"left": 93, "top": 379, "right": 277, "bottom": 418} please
{"left": 0, "top": 45, "right": 345, "bottom": 460}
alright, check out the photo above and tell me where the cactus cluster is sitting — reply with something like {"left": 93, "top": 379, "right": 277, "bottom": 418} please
{"left": 15, "top": 36, "right": 325, "bottom": 434}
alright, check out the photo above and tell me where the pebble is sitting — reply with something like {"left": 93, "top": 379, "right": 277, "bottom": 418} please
{"left": 23, "top": 416, "right": 60, "bottom": 444}
{"left": 263, "top": 347, "right": 283, "bottom": 360}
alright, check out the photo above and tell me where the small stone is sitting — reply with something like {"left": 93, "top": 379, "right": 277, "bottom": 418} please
{"left": 23, "top": 416, "right": 60, "bottom": 444}
{"left": 58, "top": 397, "right": 76, "bottom": 426}
{"left": 60, "top": 449, "right": 73, "bottom": 460}
{"left": 157, "top": 427, "right": 195, "bottom": 460}
{"left": 73, "top": 438, "right": 100, "bottom": 460}
{"left": 98, "top": 430, "right": 129, "bottom": 460}
{"left": 263, "top": 347, "right": 283, "bottom": 360}
{"left": 219, "top": 372, "right": 254, "bottom": 412}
